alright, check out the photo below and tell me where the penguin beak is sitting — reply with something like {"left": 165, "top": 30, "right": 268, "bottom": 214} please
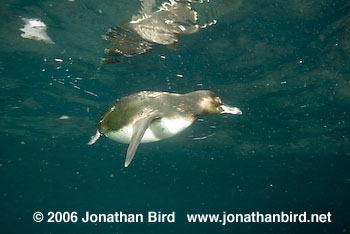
{"left": 219, "top": 105, "right": 242, "bottom": 115}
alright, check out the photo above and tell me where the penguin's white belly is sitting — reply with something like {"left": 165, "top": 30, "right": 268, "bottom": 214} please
{"left": 105, "top": 117, "right": 193, "bottom": 144}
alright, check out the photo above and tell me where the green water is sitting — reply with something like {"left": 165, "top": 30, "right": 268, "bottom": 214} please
{"left": 0, "top": 0, "right": 349, "bottom": 233}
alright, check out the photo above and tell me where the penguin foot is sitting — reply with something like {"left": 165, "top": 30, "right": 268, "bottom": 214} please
{"left": 88, "top": 130, "right": 101, "bottom": 145}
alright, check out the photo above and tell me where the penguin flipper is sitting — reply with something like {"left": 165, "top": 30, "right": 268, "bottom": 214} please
{"left": 125, "top": 115, "right": 157, "bottom": 167}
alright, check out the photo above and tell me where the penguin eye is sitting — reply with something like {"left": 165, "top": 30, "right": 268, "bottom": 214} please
{"left": 215, "top": 97, "right": 222, "bottom": 105}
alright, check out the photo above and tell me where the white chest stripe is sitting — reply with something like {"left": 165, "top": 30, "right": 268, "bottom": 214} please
{"left": 105, "top": 117, "right": 193, "bottom": 144}
{"left": 160, "top": 118, "right": 192, "bottom": 134}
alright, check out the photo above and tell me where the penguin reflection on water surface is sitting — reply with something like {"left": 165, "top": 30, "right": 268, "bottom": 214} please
{"left": 88, "top": 90, "right": 242, "bottom": 167}
{"left": 104, "top": 0, "right": 215, "bottom": 60}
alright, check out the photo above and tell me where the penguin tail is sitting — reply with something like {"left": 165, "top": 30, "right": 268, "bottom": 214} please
{"left": 88, "top": 130, "right": 101, "bottom": 145}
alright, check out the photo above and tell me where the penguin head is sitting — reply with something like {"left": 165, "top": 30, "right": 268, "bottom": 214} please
{"left": 195, "top": 91, "right": 242, "bottom": 115}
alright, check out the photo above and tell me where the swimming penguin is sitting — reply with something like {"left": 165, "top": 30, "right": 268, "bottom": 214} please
{"left": 88, "top": 90, "right": 242, "bottom": 167}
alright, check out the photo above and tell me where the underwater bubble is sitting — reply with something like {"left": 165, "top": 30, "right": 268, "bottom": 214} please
{"left": 19, "top": 17, "right": 54, "bottom": 44}
{"left": 58, "top": 115, "right": 70, "bottom": 120}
